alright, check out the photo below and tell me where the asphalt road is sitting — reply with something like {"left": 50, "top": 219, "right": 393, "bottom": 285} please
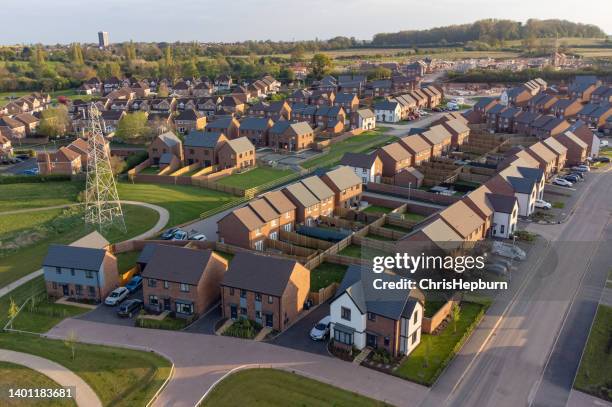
{"left": 421, "top": 166, "right": 611, "bottom": 407}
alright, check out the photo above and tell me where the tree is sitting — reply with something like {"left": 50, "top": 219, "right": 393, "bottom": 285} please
{"left": 451, "top": 303, "right": 461, "bottom": 333}
{"left": 64, "top": 330, "right": 78, "bottom": 360}
{"left": 97, "top": 61, "right": 121, "bottom": 79}
{"left": 109, "top": 155, "right": 126, "bottom": 175}
{"left": 157, "top": 82, "right": 169, "bottom": 98}
{"left": 310, "top": 53, "right": 332, "bottom": 79}
{"left": 124, "top": 41, "right": 137, "bottom": 62}
{"left": 290, "top": 44, "right": 305, "bottom": 61}
{"left": 39, "top": 106, "right": 70, "bottom": 137}
{"left": 71, "top": 43, "right": 84, "bottom": 65}
{"left": 181, "top": 59, "right": 198, "bottom": 78}
{"left": 114, "top": 112, "right": 151, "bottom": 143}
{"left": 7, "top": 297, "right": 18, "bottom": 329}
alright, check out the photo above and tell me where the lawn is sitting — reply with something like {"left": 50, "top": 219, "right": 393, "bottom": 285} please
{"left": 115, "top": 250, "right": 141, "bottom": 273}
{"left": 0, "top": 182, "right": 81, "bottom": 212}
{"left": 0, "top": 208, "right": 63, "bottom": 237}
{"left": 310, "top": 262, "right": 347, "bottom": 291}
{"left": 395, "top": 302, "right": 486, "bottom": 385}
{"left": 0, "top": 361, "right": 76, "bottom": 407}
{"left": 402, "top": 212, "right": 426, "bottom": 222}
{"left": 0, "top": 204, "right": 159, "bottom": 288}
{"left": 117, "top": 182, "right": 239, "bottom": 226}
{"left": 339, "top": 244, "right": 388, "bottom": 260}
{"left": 365, "top": 233, "right": 396, "bottom": 242}
{"left": 215, "top": 167, "right": 293, "bottom": 189}
{"left": 138, "top": 166, "right": 160, "bottom": 175}
{"left": 0, "top": 277, "right": 45, "bottom": 328}
{"left": 574, "top": 304, "right": 612, "bottom": 402}
{"left": 301, "top": 129, "right": 394, "bottom": 170}
{"left": 9, "top": 293, "right": 89, "bottom": 334}
{"left": 381, "top": 223, "right": 413, "bottom": 234}
{"left": 136, "top": 315, "right": 192, "bottom": 330}
{"left": 363, "top": 205, "right": 394, "bottom": 214}
{"left": 202, "top": 368, "right": 389, "bottom": 406}
{"left": 0, "top": 333, "right": 172, "bottom": 407}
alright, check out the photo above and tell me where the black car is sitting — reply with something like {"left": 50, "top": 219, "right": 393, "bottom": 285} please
{"left": 596, "top": 156, "right": 610, "bottom": 163}
{"left": 160, "top": 227, "right": 179, "bottom": 240}
{"left": 117, "top": 299, "right": 143, "bottom": 317}
{"left": 564, "top": 175, "right": 579, "bottom": 183}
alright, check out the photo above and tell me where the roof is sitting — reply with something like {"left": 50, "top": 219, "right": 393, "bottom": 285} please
{"left": 528, "top": 142, "right": 557, "bottom": 164}
{"left": 43, "top": 245, "right": 106, "bottom": 271}
{"left": 248, "top": 198, "right": 279, "bottom": 223}
{"left": 399, "top": 135, "right": 430, "bottom": 155}
{"left": 224, "top": 137, "right": 254, "bottom": 154}
{"left": 380, "top": 142, "right": 412, "bottom": 161}
{"left": 270, "top": 121, "right": 313, "bottom": 136}
{"left": 558, "top": 131, "right": 588, "bottom": 149}
{"left": 207, "top": 117, "right": 236, "bottom": 129}
{"left": 438, "top": 201, "right": 483, "bottom": 239}
{"left": 239, "top": 117, "right": 272, "bottom": 131}
{"left": 157, "top": 131, "right": 182, "bottom": 148}
{"left": 442, "top": 118, "right": 470, "bottom": 135}
{"left": 300, "top": 176, "right": 335, "bottom": 200}
{"left": 486, "top": 193, "right": 517, "bottom": 214}
{"left": 340, "top": 152, "right": 379, "bottom": 169}
{"left": 222, "top": 252, "right": 299, "bottom": 296}
{"left": 473, "top": 97, "right": 496, "bottom": 109}
{"left": 283, "top": 182, "right": 319, "bottom": 207}
{"left": 542, "top": 136, "right": 568, "bottom": 155}
{"left": 414, "top": 218, "right": 464, "bottom": 252}
{"left": 142, "top": 245, "right": 216, "bottom": 285}
{"left": 175, "top": 109, "right": 201, "bottom": 121}
{"left": 321, "top": 166, "right": 362, "bottom": 191}
{"left": 184, "top": 131, "right": 225, "bottom": 148}
{"left": 229, "top": 206, "right": 265, "bottom": 230}
{"left": 374, "top": 100, "right": 399, "bottom": 111}
{"left": 334, "top": 93, "right": 358, "bottom": 104}
{"left": 137, "top": 243, "right": 158, "bottom": 264}
{"left": 506, "top": 176, "right": 535, "bottom": 194}
{"left": 421, "top": 125, "right": 452, "bottom": 145}
{"left": 262, "top": 190, "right": 296, "bottom": 214}
{"left": 516, "top": 166, "right": 545, "bottom": 183}
{"left": 356, "top": 108, "right": 375, "bottom": 119}
{"left": 463, "top": 185, "right": 494, "bottom": 218}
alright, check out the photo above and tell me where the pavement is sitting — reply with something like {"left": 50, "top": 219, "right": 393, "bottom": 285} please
{"left": 0, "top": 348, "right": 102, "bottom": 407}
{"left": 567, "top": 389, "right": 612, "bottom": 407}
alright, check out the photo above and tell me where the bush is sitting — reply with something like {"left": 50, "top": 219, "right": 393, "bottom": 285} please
{"left": 122, "top": 151, "right": 149, "bottom": 173}
{"left": 0, "top": 174, "right": 72, "bottom": 184}
{"left": 136, "top": 315, "right": 193, "bottom": 330}
{"left": 370, "top": 349, "right": 393, "bottom": 364}
{"left": 222, "top": 319, "right": 262, "bottom": 339}
{"left": 513, "top": 230, "right": 537, "bottom": 242}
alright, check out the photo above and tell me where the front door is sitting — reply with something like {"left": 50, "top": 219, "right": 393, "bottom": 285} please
{"left": 230, "top": 305, "right": 237, "bottom": 320}
{"left": 62, "top": 284, "right": 69, "bottom": 296}
{"left": 265, "top": 313, "right": 273, "bottom": 328}
{"left": 163, "top": 298, "right": 171, "bottom": 311}
{"left": 366, "top": 333, "right": 377, "bottom": 348}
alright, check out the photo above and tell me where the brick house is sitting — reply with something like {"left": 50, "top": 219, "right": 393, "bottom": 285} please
{"left": 333, "top": 93, "right": 359, "bottom": 115}
{"left": 315, "top": 106, "right": 346, "bottom": 130}
{"left": 340, "top": 152, "right": 383, "bottom": 184}
{"left": 0, "top": 117, "right": 26, "bottom": 139}
{"left": 398, "top": 135, "right": 431, "bottom": 166}
{"left": 541, "top": 137, "right": 568, "bottom": 172}
{"left": 206, "top": 116, "right": 240, "bottom": 139}
{"left": 217, "top": 137, "right": 255, "bottom": 170}
{"left": 556, "top": 131, "right": 588, "bottom": 165}
{"left": 14, "top": 113, "right": 40, "bottom": 135}
{"left": 142, "top": 245, "right": 228, "bottom": 316}
{"left": 183, "top": 131, "right": 228, "bottom": 167}
{"left": 287, "top": 89, "right": 312, "bottom": 104}
{"left": 43, "top": 244, "right": 118, "bottom": 302}
{"left": 221, "top": 252, "right": 310, "bottom": 331}
{"left": 238, "top": 117, "right": 274, "bottom": 147}
{"left": 282, "top": 180, "right": 327, "bottom": 226}
{"left": 268, "top": 121, "right": 314, "bottom": 152}
{"left": 148, "top": 132, "right": 183, "bottom": 166}
{"left": 525, "top": 142, "right": 558, "bottom": 178}
{"left": 377, "top": 142, "right": 412, "bottom": 177}
{"left": 420, "top": 125, "right": 453, "bottom": 157}
{"left": 393, "top": 167, "right": 424, "bottom": 189}
{"left": 299, "top": 176, "right": 335, "bottom": 217}
{"left": 0, "top": 133, "right": 13, "bottom": 159}
{"left": 550, "top": 98, "right": 583, "bottom": 119}
{"left": 37, "top": 147, "right": 82, "bottom": 175}
{"left": 174, "top": 109, "right": 206, "bottom": 135}
{"left": 528, "top": 93, "right": 558, "bottom": 114}
{"left": 438, "top": 118, "right": 470, "bottom": 146}
{"left": 320, "top": 166, "right": 363, "bottom": 209}
{"left": 514, "top": 111, "right": 541, "bottom": 135}
{"left": 436, "top": 200, "right": 486, "bottom": 242}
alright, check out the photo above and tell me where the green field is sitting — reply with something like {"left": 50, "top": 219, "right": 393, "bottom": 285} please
{"left": 310, "top": 262, "right": 347, "bottom": 291}
{"left": 117, "top": 182, "right": 239, "bottom": 226}
{"left": 395, "top": 302, "right": 485, "bottom": 385}
{"left": 0, "top": 182, "right": 81, "bottom": 212}
{"left": 0, "top": 88, "right": 96, "bottom": 103}
{"left": 202, "top": 368, "right": 389, "bottom": 406}
{"left": 0, "top": 361, "right": 76, "bottom": 407}
{"left": 216, "top": 167, "right": 293, "bottom": 189}
{"left": 302, "top": 129, "right": 394, "bottom": 169}
{"left": 0, "top": 333, "right": 171, "bottom": 407}
{"left": 10, "top": 295, "right": 89, "bottom": 334}
{"left": 574, "top": 304, "right": 612, "bottom": 402}
{"left": 402, "top": 212, "right": 427, "bottom": 222}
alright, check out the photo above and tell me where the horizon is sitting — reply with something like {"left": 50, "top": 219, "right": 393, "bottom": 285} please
{"left": 2, "top": 0, "right": 611, "bottom": 45}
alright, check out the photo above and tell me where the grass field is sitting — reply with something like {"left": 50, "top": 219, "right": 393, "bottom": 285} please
{"left": 310, "top": 262, "right": 347, "bottom": 291}
{"left": 202, "top": 368, "right": 389, "bottom": 406}
{"left": 117, "top": 182, "right": 239, "bottom": 226}
{"left": 0, "top": 333, "right": 171, "bottom": 407}
{"left": 365, "top": 233, "right": 396, "bottom": 242}
{"left": 0, "top": 361, "right": 76, "bottom": 407}
{"left": 302, "top": 129, "right": 394, "bottom": 169}
{"left": 395, "top": 302, "right": 485, "bottom": 385}
{"left": 10, "top": 296, "right": 89, "bottom": 334}
{"left": 402, "top": 212, "right": 427, "bottom": 222}
{"left": 215, "top": 167, "right": 293, "bottom": 189}
{"left": 573, "top": 304, "right": 612, "bottom": 402}
{"left": 0, "top": 204, "right": 159, "bottom": 288}
{"left": 0, "top": 88, "right": 96, "bottom": 103}
{"left": 0, "top": 208, "right": 63, "bottom": 236}
{"left": 0, "top": 182, "right": 81, "bottom": 212}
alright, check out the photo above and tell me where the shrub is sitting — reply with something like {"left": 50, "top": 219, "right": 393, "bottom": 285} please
{"left": 222, "top": 319, "right": 262, "bottom": 339}
{"left": 0, "top": 174, "right": 72, "bottom": 184}
{"left": 513, "top": 230, "right": 537, "bottom": 242}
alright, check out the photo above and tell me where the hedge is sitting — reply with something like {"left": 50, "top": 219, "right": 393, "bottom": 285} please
{"left": 0, "top": 174, "right": 72, "bottom": 184}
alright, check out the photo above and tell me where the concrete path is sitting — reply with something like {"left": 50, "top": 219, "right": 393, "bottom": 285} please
{"left": 567, "top": 389, "right": 612, "bottom": 407}
{"left": 0, "top": 200, "right": 168, "bottom": 298}
{"left": 0, "top": 203, "right": 80, "bottom": 216}
{"left": 47, "top": 319, "right": 428, "bottom": 407}
{"left": 0, "top": 348, "right": 102, "bottom": 407}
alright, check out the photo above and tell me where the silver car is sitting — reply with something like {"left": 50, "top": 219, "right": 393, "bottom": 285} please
{"left": 310, "top": 316, "right": 331, "bottom": 341}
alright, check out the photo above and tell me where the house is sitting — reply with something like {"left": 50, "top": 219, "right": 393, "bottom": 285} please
{"left": 500, "top": 86, "right": 534, "bottom": 107}
{"left": 0, "top": 133, "right": 13, "bottom": 159}
{"left": 300, "top": 176, "right": 335, "bottom": 217}
{"left": 567, "top": 120, "right": 599, "bottom": 157}
{"left": 516, "top": 166, "right": 545, "bottom": 201}
{"left": 148, "top": 132, "right": 183, "bottom": 166}
{"left": 315, "top": 106, "right": 346, "bottom": 130}
{"left": 43, "top": 244, "right": 118, "bottom": 302}
{"left": 550, "top": 98, "right": 583, "bottom": 119}
{"left": 579, "top": 104, "right": 612, "bottom": 129}
{"left": 398, "top": 218, "right": 465, "bottom": 254}
{"left": 590, "top": 85, "right": 612, "bottom": 105}
{"left": 461, "top": 185, "right": 494, "bottom": 238}
{"left": 204, "top": 116, "right": 239, "bottom": 139}
{"left": 340, "top": 152, "right": 382, "bottom": 184}
{"left": 556, "top": 131, "right": 588, "bottom": 165}
{"left": 333, "top": 93, "right": 359, "bottom": 115}
{"left": 486, "top": 193, "right": 519, "bottom": 238}
{"left": 268, "top": 121, "right": 314, "bottom": 152}
{"left": 320, "top": 166, "right": 363, "bottom": 209}
{"left": 214, "top": 74, "right": 233, "bottom": 91}
{"left": 287, "top": 89, "right": 312, "bottom": 104}
{"left": 377, "top": 143, "right": 413, "bottom": 177}
{"left": 0, "top": 117, "right": 26, "bottom": 139}
{"left": 142, "top": 245, "right": 227, "bottom": 316}
{"left": 496, "top": 107, "right": 522, "bottom": 133}
{"left": 264, "top": 101, "right": 292, "bottom": 121}
{"left": 436, "top": 200, "right": 485, "bottom": 242}
{"left": 393, "top": 167, "right": 424, "bottom": 189}
{"left": 262, "top": 190, "right": 297, "bottom": 233}
{"left": 420, "top": 125, "right": 453, "bottom": 157}
{"left": 438, "top": 118, "right": 470, "bottom": 146}
{"left": 535, "top": 116, "right": 570, "bottom": 139}
{"left": 569, "top": 82, "right": 597, "bottom": 102}
{"left": 514, "top": 111, "right": 541, "bottom": 135}
{"left": 100, "top": 110, "right": 125, "bottom": 134}
{"left": 66, "top": 138, "right": 92, "bottom": 170}
{"left": 374, "top": 100, "right": 401, "bottom": 123}
{"left": 488, "top": 171, "right": 536, "bottom": 217}
{"left": 485, "top": 104, "right": 506, "bottom": 130}
{"left": 528, "top": 93, "right": 558, "bottom": 114}
{"left": 473, "top": 98, "right": 499, "bottom": 122}
{"left": 398, "top": 135, "right": 431, "bottom": 166}
{"left": 37, "top": 147, "right": 82, "bottom": 175}
{"left": 174, "top": 109, "right": 206, "bottom": 135}
{"left": 282, "top": 181, "right": 324, "bottom": 226}
{"left": 351, "top": 108, "right": 376, "bottom": 131}
{"left": 193, "top": 81, "right": 215, "bottom": 97}
{"left": 238, "top": 117, "right": 274, "bottom": 147}
{"left": 526, "top": 142, "right": 558, "bottom": 178}
{"left": 218, "top": 204, "right": 269, "bottom": 250}
{"left": 330, "top": 265, "right": 424, "bottom": 357}
{"left": 221, "top": 252, "right": 310, "bottom": 331}
{"left": 183, "top": 131, "right": 228, "bottom": 166}
{"left": 542, "top": 136, "right": 568, "bottom": 172}
{"left": 217, "top": 137, "right": 256, "bottom": 170}
{"left": 14, "top": 113, "right": 40, "bottom": 136}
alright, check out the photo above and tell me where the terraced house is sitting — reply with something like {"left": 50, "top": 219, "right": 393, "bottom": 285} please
{"left": 321, "top": 166, "right": 363, "bottom": 209}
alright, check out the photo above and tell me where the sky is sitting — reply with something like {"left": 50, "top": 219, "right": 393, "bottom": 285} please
{"left": 2, "top": 0, "right": 611, "bottom": 45}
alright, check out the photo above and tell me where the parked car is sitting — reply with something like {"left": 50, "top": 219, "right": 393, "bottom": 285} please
{"left": 19, "top": 168, "right": 38, "bottom": 176}
{"left": 117, "top": 299, "right": 143, "bottom": 317}
{"left": 160, "top": 227, "right": 179, "bottom": 240}
{"left": 485, "top": 263, "right": 507, "bottom": 275}
{"left": 553, "top": 178, "right": 573, "bottom": 187}
{"left": 310, "top": 316, "right": 331, "bottom": 341}
{"left": 125, "top": 275, "right": 143, "bottom": 293}
{"left": 491, "top": 241, "right": 526, "bottom": 261}
{"left": 571, "top": 165, "right": 589, "bottom": 172}
{"left": 534, "top": 199, "right": 551, "bottom": 210}
{"left": 189, "top": 233, "right": 207, "bottom": 241}
{"left": 595, "top": 156, "right": 610, "bottom": 163}
{"left": 564, "top": 175, "right": 579, "bottom": 183}
{"left": 171, "top": 230, "right": 188, "bottom": 240}
{"left": 599, "top": 140, "right": 608, "bottom": 147}
{"left": 570, "top": 171, "right": 584, "bottom": 180}
{"left": 104, "top": 287, "right": 129, "bottom": 306}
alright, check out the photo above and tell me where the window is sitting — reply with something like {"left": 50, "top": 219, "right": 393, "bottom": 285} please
{"left": 176, "top": 302, "right": 193, "bottom": 315}
{"left": 52, "top": 282, "right": 57, "bottom": 289}
{"left": 55, "top": 267, "right": 61, "bottom": 274}
{"left": 411, "top": 331, "right": 418, "bottom": 344}
{"left": 500, "top": 225, "right": 505, "bottom": 234}
{"left": 88, "top": 286, "right": 95, "bottom": 296}
{"left": 240, "top": 307, "right": 247, "bottom": 316}
{"left": 149, "top": 295, "right": 159, "bottom": 305}
{"left": 334, "top": 329, "right": 353, "bottom": 345}
{"left": 367, "top": 312, "right": 376, "bottom": 321}
{"left": 229, "top": 287, "right": 235, "bottom": 296}
{"left": 268, "top": 296, "right": 273, "bottom": 304}
{"left": 70, "top": 268, "right": 75, "bottom": 276}
{"left": 85, "top": 271, "right": 93, "bottom": 279}
{"left": 384, "top": 337, "right": 390, "bottom": 346}
{"left": 148, "top": 279, "right": 157, "bottom": 287}
{"left": 240, "top": 289, "right": 247, "bottom": 299}
{"left": 413, "top": 310, "right": 418, "bottom": 324}
{"left": 164, "top": 281, "right": 169, "bottom": 289}
{"left": 255, "top": 293, "right": 262, "bottom": 302}
{"left": 75, "top": 285, "right": 82, "bottom": 295}
{"left": 341, "top": 307, "right": 351, "bottom": 321}
{"left": 180, "top": 283, "right": 190, "bottom": 292}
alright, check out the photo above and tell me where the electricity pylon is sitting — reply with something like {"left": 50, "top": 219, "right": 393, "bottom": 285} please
{"left": 84, "top": 103, "right": 126, "bottom": 233}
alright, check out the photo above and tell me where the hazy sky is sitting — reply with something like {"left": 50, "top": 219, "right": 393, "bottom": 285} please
{"left": 2, "top": 0, "right": 611, "bottom": 45}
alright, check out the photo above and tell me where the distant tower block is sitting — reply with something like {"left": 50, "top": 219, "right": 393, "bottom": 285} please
{"left": 98, "top": 31, "right": 109, "bottom": 48}
{"left": 84, "top": 104, "right": 125, "bottom": 233}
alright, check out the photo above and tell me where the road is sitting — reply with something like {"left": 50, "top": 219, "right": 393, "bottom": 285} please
{"left": 420, "top": 167, "right": 611, "bottom": 407}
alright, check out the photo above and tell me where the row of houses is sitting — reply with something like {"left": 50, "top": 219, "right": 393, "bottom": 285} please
{"left": 374, "top": 85, "right": 443, "bottom": 123}
{"left": 311, "top": 72, "right": 420, "bottom": 98}
{"left": 218, "top": 166, "right": 362, "bottom": 250}
{"left": 37, "top": 137, "right": 111, "bottom": 175}
{"left": 0, "top": 92, "right": 50, "bottom": 143}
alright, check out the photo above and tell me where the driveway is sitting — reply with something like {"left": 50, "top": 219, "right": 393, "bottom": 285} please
{"left": 0, "top": 157, "right": 37, "bottom": 174}
{"left": 269, "top": 303, "right": 330, "bottom": 356}
{"left": 184, "top": 304, "right": 222, "bottom": 335}
{"left": 47, "top": 318, "right": 428, "bottom": 407}
{"left": 76, "top": 288, "right": 143, "bottom": 327}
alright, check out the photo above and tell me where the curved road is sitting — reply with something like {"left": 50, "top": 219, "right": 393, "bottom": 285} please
{"left": 0, "top": 349, "right": 102, "bottom": 407}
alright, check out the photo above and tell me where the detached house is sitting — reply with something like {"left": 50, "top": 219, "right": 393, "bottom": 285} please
{"left": 183, "top": 131, "right": 228, "bottom": 166}
{"left": 148, "top": 132, "right": 183, "bottom": 167}
{"left": 374, "top": 100, "right": 401, "bottom": 123}
{"left": 217, "top": 137, "right": 256, "bottom": 170}
{"left": 238, "top": 117, "right": 274, "bottom": 147}
{"left": 175, "top": 109, "right": 206, "bottom": 135}
{"left": 330, "top": 265, "right": 424, "bottom": 357}
{"left": 340, "top": 152, "right": 382, "bottom": 184}
{"left": 221, "top": 252, "right": 310, "bottom": 331}
{"left": 321, "top": 166, "right": 363, "bottom": 209}
{"left": 352, "top": 108, "right": 376, "bottom": 131}
{"left": 206, "top": 116, "right": 240, "bottom": 139}
{"left": 268, "top": 121, "right": 314, "bottom": 152}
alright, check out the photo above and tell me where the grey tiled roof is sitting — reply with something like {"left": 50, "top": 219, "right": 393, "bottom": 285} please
{"left": 43, "top": 244, "right": 106, "bottom": 271}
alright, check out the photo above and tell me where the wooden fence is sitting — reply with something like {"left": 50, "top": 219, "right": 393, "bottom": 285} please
{"left": 421, "top": 293, "right": 462, "bottom": 334}
{"left": 366, "top": 182, "right": 461, "bottom": 206}
{"left": 370, "top": 225, "right": 406, "bottom": 240}
{"left": 308, "top": 283, "right": 339, "bottom": 306}
{"left": 170, "top": 162, "right": 201, "bottom": 177}
{"left": 352, "top": 236, "right": 396, "bottom": 253}
{"left": 265, "top": 238, "right": 317, "bottom": 260}
{"left": 279, "top": 230, "right": 334, "bottom": 250}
